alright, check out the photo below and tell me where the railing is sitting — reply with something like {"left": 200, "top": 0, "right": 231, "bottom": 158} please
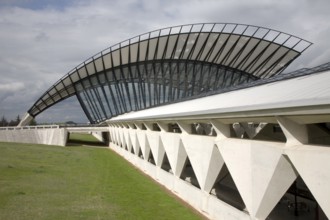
{"left": 0, "top": 125, "right": 59, "bottom": 131}
{"left": 59, "top": 123, "right": 107, "bottom": 128}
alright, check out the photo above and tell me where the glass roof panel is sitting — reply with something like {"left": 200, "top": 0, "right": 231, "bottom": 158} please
{"left": 223, "top": 24, "right": 236, "bottom": 33}
{"left": 78, "top": 66, "right": 88, "bottom": 79}
{"left": 174, "top": 34, "right": 189, "bottom": 59}
{"left": 244, "top": 26, "right": 259, "bottom": 37}
{"left": 283, "top": 36, "right": 300, "bottom": 48}
{"left": 156, "top": 36, "right": 168, "bottom": 59}
{"left": 181, "top": 25, "right": 192, "bottom": 33}
{"left": 224, "top": 36, "right": 250, "bottom": 66}
{"left": 62, "top": 76, "right": 71, "bottom": 86}
{"left": 165, "top": 35, "right": 179, "bottom": 59}
{"left": 293, "top": 40, "right": 311, "bottom": 53}
{"left": 248, "top": 43, "right": 280, "bottom": 75}
{"left": 254, "top": 28, "right": 269, "bottom": 39}
{"left": 94, "top": 57, "right": 104, "bottom": 72}
{"left": 191, "top": 33, "right": 208, "bottom": 60}
{"left": 86, "top": 61, "right": 95, "bottom": 75}
{"left": 160, "top": 28, "right": 170, "bottom": 36}
{"left": 273, "top": 33, "right": 290, "bottom": 45}
{"left": 129, "top": 43, "right": 138, "bottom": 63}
{"left": 182, "top": 33, "right": 199, "bottom": 59}
{"left": 202, "top": 23, "right": 214, "bottom": 32}
{"left": 216, "top": 34, "right": 240, "bottom": 65}
{"left": 139, "top": 40, "right": 148, "bottom": 62}
{"left": 240, "top": 40, "right": 269, "bottom": 72}
{"left": 147, "top": 38, "right": 158, "bottom": 60}
{"left": 111, "top": 50, "right": 120, "bottom": 67}
{"left": 212, "top": 23, "right": 225, "bottom": 33}
{"left": 233, "top": 24, "right": 248, "bottom": 35}
{"left": 120, "top": 46, "right": 129, "bottom": 65}
{"left": 70, "top": 71, "right": 79, "bottom": 83}
{"left": 191, "top": 24, "right": 203, "bottom": 32}
{"left": 103, "top": 53, "right": 112, "bottom": 69}
{"left": 170, "top": 26, "right": 181, "bottom": 34}
{"left": 200, "top": 33, "right": 219, "bottom": 60}
{"left": 263, "top": 30, "right": 280, "bottom": 42}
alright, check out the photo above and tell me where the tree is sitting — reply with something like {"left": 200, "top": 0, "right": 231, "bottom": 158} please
{"left": 0, "top": 116, "right": 8, "bottom": 127}
{"left": 16, "top": 115, "right": 21, "bottom": 125}
{"left": 29, "top": 118, "right": 37, "bottom": 126}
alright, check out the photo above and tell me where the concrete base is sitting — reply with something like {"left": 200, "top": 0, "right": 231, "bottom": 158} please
{"left": 0, "top": 126, "right": 68, "bottom": 146}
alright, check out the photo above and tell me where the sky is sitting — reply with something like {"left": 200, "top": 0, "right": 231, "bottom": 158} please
{"left": 0, "top": 0, "right": 329, "bottom": 123}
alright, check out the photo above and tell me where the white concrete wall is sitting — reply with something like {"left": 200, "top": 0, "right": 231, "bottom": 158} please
{"left": 91, "top": 131, "right": 104, "bottom": 142}
{"left": 0, "top": 126, "right": 68, "bottom": 146}
{"left": 108, "top": 119, "right": 330, "bottom": 220}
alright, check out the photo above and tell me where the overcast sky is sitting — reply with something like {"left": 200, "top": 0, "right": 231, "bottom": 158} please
{"left": 0, "top": 0, "right": 329, "bottom": 123}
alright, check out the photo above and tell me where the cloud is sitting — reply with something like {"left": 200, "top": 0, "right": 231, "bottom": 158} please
{"left": 0, "top": 82, "right": 24, "bottom": 92}
{"left": 0, "top": 0, "right": 329, "bottom": 122}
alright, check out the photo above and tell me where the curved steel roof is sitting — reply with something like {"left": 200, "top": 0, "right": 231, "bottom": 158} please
{"left": 26, "top": 23, "right": 312, "bottom": 124}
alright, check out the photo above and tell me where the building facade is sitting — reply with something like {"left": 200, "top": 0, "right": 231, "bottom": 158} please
{"left": 16, "top": 23, "right": 330, "bottom": 220}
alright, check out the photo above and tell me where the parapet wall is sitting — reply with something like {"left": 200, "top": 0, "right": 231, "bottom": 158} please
{"left": 0, "top": 125, "right": 68, "bottom": 146}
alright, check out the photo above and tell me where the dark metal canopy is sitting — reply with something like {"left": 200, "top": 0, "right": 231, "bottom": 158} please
{"left": 26, "top": 23, "right": 312, "bottom": 124}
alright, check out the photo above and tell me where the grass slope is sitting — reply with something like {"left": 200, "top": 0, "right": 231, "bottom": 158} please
{"left": 0, "top": 141, "right": 203, "bottom": 220}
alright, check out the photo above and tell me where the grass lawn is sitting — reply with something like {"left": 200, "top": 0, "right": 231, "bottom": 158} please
{"left": 0, "top": 138, "right": 204, "bottom": 220}
{"left": 67, "top": 133, "right": 106, "bottom": 146}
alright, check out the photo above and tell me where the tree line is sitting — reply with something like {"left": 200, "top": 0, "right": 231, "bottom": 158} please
{"left": 0, "top": 115, "right": 37, "bottom": 127}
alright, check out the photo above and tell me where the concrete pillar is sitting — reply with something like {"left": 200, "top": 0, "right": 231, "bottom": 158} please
{"left": 17, "top": 112, "right": 34, "bottom": 127}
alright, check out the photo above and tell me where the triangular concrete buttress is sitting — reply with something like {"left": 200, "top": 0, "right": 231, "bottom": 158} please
{"left": 160, "top": 132, "right": 187, "bottom": 177}
{"left": 136, "top": 131, "right": 151, "bottom": 160}
{"left": 146, "top": 132, "right": 165, "bottom": 167}
{"left": 181, "top": 134, "right": 223, "bottom": 192}
{"left": 218, "top": 138, "right": 296, "bottom": 219}
{"left": 286, "top": 145, "right": 330, "bottom": 219}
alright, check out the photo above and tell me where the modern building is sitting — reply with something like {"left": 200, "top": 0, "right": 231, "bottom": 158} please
{"left": 8, "top": 23, "right": 330, "bottom": 219}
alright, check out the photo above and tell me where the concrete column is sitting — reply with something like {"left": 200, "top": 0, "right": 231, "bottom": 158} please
{"left": 17, "top": 112, "right": 34, "bottom": 127}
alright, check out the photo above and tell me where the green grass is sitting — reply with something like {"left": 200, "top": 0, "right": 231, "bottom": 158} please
{"left": 67, "top": 133, "right": 105, "bottom": 146}
{"left": 0, "top": 141, "right": 203, "bottom": 220}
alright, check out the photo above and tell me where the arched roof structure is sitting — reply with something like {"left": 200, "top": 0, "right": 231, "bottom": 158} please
{"left": 22, "top": 23, "right": 312, "bottom": 125}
